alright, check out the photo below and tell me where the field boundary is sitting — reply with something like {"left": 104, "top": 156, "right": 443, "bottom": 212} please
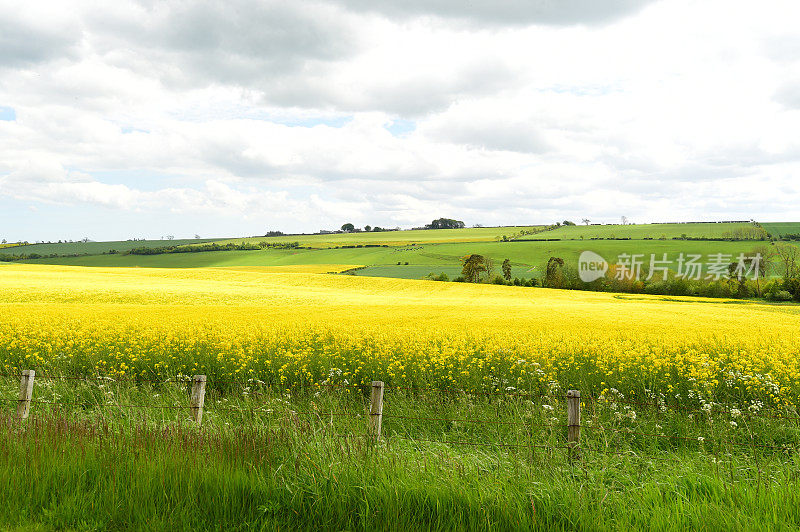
{"left": 4, "top": 370, "right": 799, "bottom": 457}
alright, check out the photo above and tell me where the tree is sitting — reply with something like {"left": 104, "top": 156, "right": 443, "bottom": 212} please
{"left": 502, "top": 258, "right": 512, "bottom": 281}
{"left": 749, "top": 245, "right": 775, "bottom": 296}
{"left": 461, "top": 254, "right": 487, "bottom": 283}
{"left": 582, "top": 219, "right": 591, "bottom": 226}
{"left": 544, "top": 257, "right": 565, "bottom": 288}
{"left": 484, "top": 257, "right": 495, "bottom": 279}
{"left": 341, "top": 223, "right": 355, "bottom": 233}
{"left": 562, "top": 220, "right": 576, "bottom": 226}
{"left": 364, "top": 225, "right": 371, "bottom": 232}
{"left": 425, "top": 218, "right": 465, "bottom": 230}
{"left": 195, "top": 234, "right": 201, "bottom": 239}
{"left": 775, "top": 242, "right": 800, "bottom": 280}
{"left": 621, "top": 216, "right": 629, "bottom": 225}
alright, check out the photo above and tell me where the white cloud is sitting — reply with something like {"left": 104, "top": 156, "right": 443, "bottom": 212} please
{"left": 1, "top": 0, "right": 800, "bottom": 241}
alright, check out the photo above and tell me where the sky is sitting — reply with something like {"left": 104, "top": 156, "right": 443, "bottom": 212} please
{"left": 1, "top": 0, "right": 799, "bottom": 242}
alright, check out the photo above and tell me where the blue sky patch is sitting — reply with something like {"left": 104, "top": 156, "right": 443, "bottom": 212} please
{"left": 385, "top": 119, "right": 416, "bottom": 137}
{"left": 121, "top": 126, "right": 149, "bottom": 134}
{"left": 0, "top": 106, "right": 16, "bottom": 121}
{"left": 269, "top": 115, "right": 352, "bottom": 128}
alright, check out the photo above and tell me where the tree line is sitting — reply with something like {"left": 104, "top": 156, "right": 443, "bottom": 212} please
{"left": 432, "top": 242, "right": 800, "bottom": 301}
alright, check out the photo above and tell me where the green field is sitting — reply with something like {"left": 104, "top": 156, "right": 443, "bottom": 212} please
{"left": 219, "top": 226, "right": 545, "bottom": 248}
{"left": 534, "top": 221, "right": 754, "bottom": 240}
{"left": 0, "top": 238, "right": 221, "bottom": 257}
{"left": 9, "top": 222, "right": 798, "bottom": 284}
{"left": 763, "top": 222, "right": 800, "bottom": 238}
{"left": 20, "top": 238, "right": 777, "bottom": 279}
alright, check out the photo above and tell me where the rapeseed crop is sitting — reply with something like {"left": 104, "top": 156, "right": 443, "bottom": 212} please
{"left": 1, "top": 264, "right": 798, "bottom": 406}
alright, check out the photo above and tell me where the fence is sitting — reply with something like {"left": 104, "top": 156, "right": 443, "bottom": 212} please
{"left": 4, "top": 370, "right": 799, "bottom": 457}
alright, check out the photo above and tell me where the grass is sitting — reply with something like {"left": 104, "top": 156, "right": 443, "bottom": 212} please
{"left": 1, "top": 377, "right": 799, "bottom": 531}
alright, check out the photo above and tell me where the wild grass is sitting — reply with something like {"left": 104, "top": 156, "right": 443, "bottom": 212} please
{"left": 1, "top": 377, "right": 799, "bottom": 531}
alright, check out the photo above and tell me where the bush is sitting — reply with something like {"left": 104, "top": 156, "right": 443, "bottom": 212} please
{"left": 782, "top": 278, "right": 800, "bottom": 301}
{"left": 767, "top": 290, "right": 794, "bottom": 302}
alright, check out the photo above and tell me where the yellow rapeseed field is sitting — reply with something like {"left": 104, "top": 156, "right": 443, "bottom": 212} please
{"left": 1, "top": 264, "right": 799, "bottom": 405}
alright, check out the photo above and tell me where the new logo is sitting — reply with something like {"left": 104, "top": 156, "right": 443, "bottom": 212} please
{"left": 578, "top": 251, "right": 608, "bottom": 282}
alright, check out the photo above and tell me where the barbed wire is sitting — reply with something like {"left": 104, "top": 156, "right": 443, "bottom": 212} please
{"left": 591, "top": 396, "right": 800, "bottom": 421}
{"left": 382, "top": 413, "right": 569, "bottom": 428}
{"left": 388, "top": 433, "right": 568, "bottom": 449}
{"left": 581, "top": 424, "right": 797, "bottom": 451}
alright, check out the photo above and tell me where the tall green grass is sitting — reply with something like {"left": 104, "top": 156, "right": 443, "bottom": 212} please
{"left": 1, "top": 378, "right": 799, "bottom": 530}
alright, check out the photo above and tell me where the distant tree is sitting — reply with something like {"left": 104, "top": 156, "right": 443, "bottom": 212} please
{"left": 2, "top": 239, "right": 6, "bottom": 244}
{"left": 264, "top": 231, "right": 284, "bottom": 237}
{"left": 166, "top": 235, "right": 174, "bottom": 240}
{"left": 544, "top": 257, "right": 565, "bottom": 288}
{"left": 621, "top": 216, "right": 629, "bottom": 225}
{"left": 372, "top": 226, "right": 384, "bottom": 232}
{"left": 195, "top": 234, "right": 201, "bottom": 239}
{"left": 582, "top": 219, "right": 591, "bottom": 226}
{"left": 364, "top": 225, "right": 372, "bottom": 232}
{"left": 425, "top": 218, "right": 465, "bottom": 230}
{"left": 484, "top": 257, "right": 495, "bottom": 279}
{"left": 750, "top": 245, "right": 774, "bottom": 296}
{"left": 502, "top": 258, "right": 512, "bottom": 281}
{"left": 461, "top": 254, "right": 487, "bottom": 283}
{"left": 775, "top": 242, "right": 800, "bottom": 280}
{"left": 562, "top": 220, "right": 576, "bottom": 226}
{"left": 341, "top": 223, "right": 355, "bottom": 233}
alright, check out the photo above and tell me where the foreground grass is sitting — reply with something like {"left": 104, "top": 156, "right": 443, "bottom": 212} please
{"left": 1, "top": 378, "right": 799, "bottom": 531}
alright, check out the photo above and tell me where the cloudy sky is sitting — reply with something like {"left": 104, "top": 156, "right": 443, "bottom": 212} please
{"left": 1, "top": 0, "right": 799, "bottom": 241}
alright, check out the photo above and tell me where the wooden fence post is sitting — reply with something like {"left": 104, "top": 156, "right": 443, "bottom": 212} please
{"left": 15, "top": 370, "right": 35, "bottom": 422}
{"left": 190, "top": 375, "right": 207, "bottom": 424}
{"left": 369, "top": 381, "right": 385, "bottom": 441}
{"left": 567, "top": 389, "right": 580, "bottom": 460}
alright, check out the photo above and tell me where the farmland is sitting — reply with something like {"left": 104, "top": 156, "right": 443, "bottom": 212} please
{"left": 216, "top": 225, "right": 546, "bottom": 248}
{"left": 0, "top": 237, "right": 220, "bottom": 257}
{"left": 3, "top": 263, "right": 799, "bottom": 403}
{"left": 2, "top": 263, "right": 800, "bottom": 529}
{"left": 529, "top": 221, "right": 756, "bottom": 240}
{"left": 763, "top": 222, "right": 800, "bottom": 238}
{"left": 15, "top": 229, "right": 779, "bottom": 282}
{"left": 2, "top": 226, "right": 799, "bottom": 529}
